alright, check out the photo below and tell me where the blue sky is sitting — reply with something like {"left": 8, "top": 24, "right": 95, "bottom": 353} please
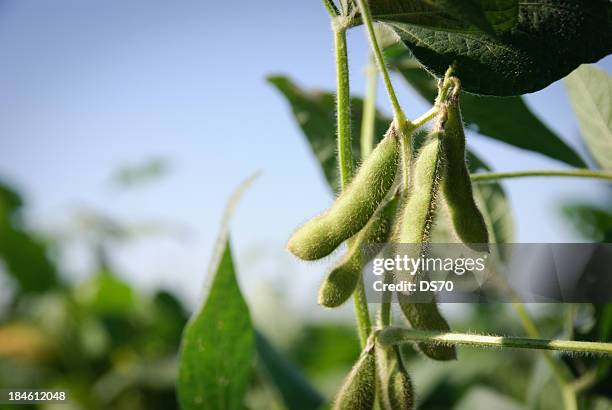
{"left": 0, "top": 1, "right": 610, "bottom": 311}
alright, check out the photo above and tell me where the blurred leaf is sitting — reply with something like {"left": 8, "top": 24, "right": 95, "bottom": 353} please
{"left": 383, "top": 0, "right": 612, "bottom": 95}
{"left": 367, "top": 0, "right": 518, "bottom": 34}
{"left": 562, "top": 203, "right": 612, "bottom": 242}
{"left": 0, "top": 182, "right": 59, "bottom": 293}
{"left": 0, "top": 322, "right": 54, "bottom": 362}
{"left": 76, "top": 273, "right": 135, "bottom": 316}
{"left": 0, "top": 182, "right": 23, "bottom": 213}
{"left": 111, "top": 157, "right": 169, "bottom": 189}
{"left": 591, "top": 397, "right": 612, "bottom": 410}
{"left": 268, "top": 75, "right": 391, "bottom": 192}
{"left": 526, "top": 357, "right": 552, "bottom": 410}
{"left": 289, "top": 324, "right": 360, "bottom": 377}
{"left": 178, "top": 174, "right": 258, "bottom": 410}
{"left": 454, "top": 386, "right": 523, "bottom": 410}
{"left": 565, "top": 64, "right": 612, "bottom": 169}
{"left": 391, "top": 57, "right": 586, "bottom": 167}
{"left": 255, "top": 330, "right": 324, "bottom": 410}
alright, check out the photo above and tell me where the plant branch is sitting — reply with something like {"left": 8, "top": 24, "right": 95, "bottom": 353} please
{"left": 407, "top": 106, "right": 440, "bottom": 132}
{"left": 360, "top": 56, "right": 378, "bottom": 159}
{"left": 331, "top": 20, "right": 371, "bottom": 348}
{"left": 322, "top": 0, "right": 340, "bottom": 17}
{"left": 471, "top": 169, "right": 612, "bottom": 182}
{"left": 377, "top": 327, "right": 612, "bottom": 356}
{"left": 334, "top": 27, "right": 353, "bottom": 188}
{"left": 354, "top": 0, "right": 406, "bottom": 126}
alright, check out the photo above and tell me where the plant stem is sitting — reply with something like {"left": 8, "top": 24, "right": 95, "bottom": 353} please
{"left": 407, "top": 106, "right": 439, "bottom": 131}
{"left": 354, "top": 281, "right": 372, "bottom": 346}
{"left": 360, "top": 56, "right": 377, "bottom": 159}
{"left": 377, "top": 327, "right": 612, "bottom": 356}
{"left": 321, "top": 0, "right": 339, "bottom": 16}
{"left": 334, "top": 27, "right": 353, "bottom": 189}
{"left": 354, "top": 0, "right": 406, "bottom": 126}
{"left": 471, "top": 169, "right": 612, "bottom": 182}
{"left": 332, "top": 21, "right": 371, "bottom": 348}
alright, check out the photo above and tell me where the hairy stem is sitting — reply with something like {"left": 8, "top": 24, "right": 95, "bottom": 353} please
{"left": 378, "top": 327, "right": 612, "bottom": 356}
{"left": 471, "top": 169, "right": 612, "bottom": 182}
{"left": 322, "top": 0, "right": 340, "bottom": 16}
{"left": 408, "top": 106, "right": 439, "bottom": 131}
{"left": 332, "top": 21, "right": 371, "bottom": 348}
{"left": 360, "top": 56, "right": 378, "bottom": 159}
{"left": 334, "top": 27, "right": 353, "bottom": 188}
{"left": 354, "top": 0, "right": 406, "bottom": 126}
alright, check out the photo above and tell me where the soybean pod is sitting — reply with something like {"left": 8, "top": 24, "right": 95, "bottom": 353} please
{"left": 394, "top": 127, "right": 456, "bottom": 361}
{"left": 332, "top": 341, "right": 376, "bottom": 410}
{"left": 318, "top": 198, "right": 397, "bottom": 308}
{"left": 377, "top": 344, "right": 414, "bottom": 410}
{"left": 386, "top": 347, "right": 414, "bottom": 410}
{"left": 441, "top": 82, "right": 489, "bottom": 251}
{"left": 288, "top": 128, "right": 400, "bottom": 260}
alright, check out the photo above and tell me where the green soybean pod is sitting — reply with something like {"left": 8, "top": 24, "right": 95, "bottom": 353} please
{"left": 394, "top": 130, "right": 456, "bottom": 361}
{"left": 395, "top": 131, "right": 444, "bottom": 245}
{"left": 318, "top": 199, "right": 396, "bottom": 308}
{"left": 387, "top": 352, "right": 414, "bottom": 410}
{"left": 397, "top": 298, "right": 456, "bottom": 361}
{"left": 377, "top": 345, "right": 414, "bottom": 410}
{"left": 441, "top": 86, "right": 489, "bottom": 251}
{"left": 332, "top": 344, "right": 376, "bottom": 410}
{"left": 288, "top": 129, "right": 400, "bottom": 261}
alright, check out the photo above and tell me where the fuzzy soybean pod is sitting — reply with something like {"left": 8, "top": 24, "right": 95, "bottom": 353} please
{"left": 441, "top": 94, "right": 489, "bottom": 251}
{"left": 377, "top": 345, "right": 414, "bottom": 410}
{"left": 395, "top": 131, "right": 457, "bottom": 361}
{"left": 332, "top": 344, "right": 376, "bottom": 410}
{"left": 387, "top": 353, "right": 414, "bottom": 410}
{"left": 318, "top": 199, "right": 396, "bottom": 308}
{"left": 288, "top": 130, "right": 400, "bottom": 261}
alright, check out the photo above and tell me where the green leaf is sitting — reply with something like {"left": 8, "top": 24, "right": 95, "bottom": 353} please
{"left": 178, "top": 239, "right": 253, "bottom": 410}
{"left": 177, "top": 175, "right": 258, "bottom": 410}
{"left": 565, "top": 64, "right": 612, "bottom": 170}
{"left": 391, "top": 57, "right": 586, "bottom": 167}
{"left": 561, "top": 203, "right": 612, "bottom": 242}
{"left": 267, "top": 75, "right": 391, "bottom": 192}
{"left": 77, "top": 272, "right": 135, "bottom": 316}
{"left": 255, "top": 331, "right": 324, "bottom": 410}
{"left": 366, "top": 0, "right": 518, "bottom": 34}
{"left": 384, "top": 0, "right": 612, "bottom": 95}
{"left": 0, "top": 181, "right": 59, "bottom": 293}
{"left": 430, "top": 0, "right": 517, "bottom": 33}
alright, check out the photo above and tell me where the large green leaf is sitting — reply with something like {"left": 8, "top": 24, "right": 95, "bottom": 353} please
{"left": 367, "top": 0, "right": 518, "bottom": 34}
{"left": 255, "top": 331, "right": 324, "bottom": 410}
{"left": 565, "top": 64, "right": 612, "bottom": 170}
{"left": 383, "top": 0, "right": 612, "bottom": 95}
{"left": 268, "top": 75, "right": 391, "bottom": 192}
{"left": 391, "top": 56, "right": 586, "bottom": 167}
{"left": 177, "top": 175, "right": 258, "bottom": 410}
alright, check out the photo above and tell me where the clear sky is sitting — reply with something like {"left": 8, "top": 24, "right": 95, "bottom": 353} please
{"left": 0, "top": 1, "right": 610, "bottom": 313}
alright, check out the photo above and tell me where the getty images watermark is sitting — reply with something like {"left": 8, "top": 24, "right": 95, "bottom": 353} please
{"left": 362, "top": 243, "right": 612, "bottom": 303}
